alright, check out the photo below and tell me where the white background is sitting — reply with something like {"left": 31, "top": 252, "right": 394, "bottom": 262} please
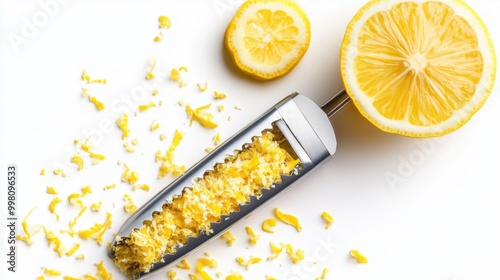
{"left": 1, "top": 0, "right": 499, "bottom": 279}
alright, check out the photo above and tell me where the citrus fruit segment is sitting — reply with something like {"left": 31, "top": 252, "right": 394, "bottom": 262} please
{"left": 340, "top": 0, "right": 496, "bottom": 137}
{"left": 225, "top": 0, "right": 311, "bottom": 80}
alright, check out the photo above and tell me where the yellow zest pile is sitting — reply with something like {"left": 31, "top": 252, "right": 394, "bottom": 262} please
{"left": 111, "top": 131, "right": 299, "bottom": 276}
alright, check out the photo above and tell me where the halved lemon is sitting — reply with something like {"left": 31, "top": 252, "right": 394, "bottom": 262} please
{"left": 341, "top": 0, "right": 496, "bottom": 137}
{"left": 225, "top": 0, "right": 311, "bottom": 80}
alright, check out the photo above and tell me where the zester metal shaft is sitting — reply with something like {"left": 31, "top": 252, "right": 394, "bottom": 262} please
{"left": 321, "top": 89, "right": 350, "bottom": 118}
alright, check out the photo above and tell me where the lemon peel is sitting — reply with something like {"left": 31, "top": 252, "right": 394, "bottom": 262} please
{"left": 274, "top": 207, "right": 302, "bottom": 231}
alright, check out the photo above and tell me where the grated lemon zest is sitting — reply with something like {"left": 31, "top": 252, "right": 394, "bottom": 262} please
{"left": 133, "top": 184, "right": 150, "bottom": 192}
{"left": 156, "top": 130, "right": 185, "bottom": 178}
{"left": 76, "top": 254, "right": 85, "bottom": 260}
{"left": 116, "top": 113, "right": 130, "bottom": 139}
{"left": 150, "top": 120, "right": 160, "bottom": 131}
{"left": 159, "top": 15, "right": 171, "bottom": 29}
{"left": 321, "top": 211, "right": 334, "bottom": 229}
{"left": 266, "top": 276, "right": 277, "bottom": 280}
{"left": 16, "top": 207, "right": 38, "bottom": 245}
{"left": 285, "top": 244, "right": 305, "bottom": 264}
{"left": 167, "top": 269, "right": 177, "bottom": 280}
{"left": 49, "top": 197, "right": 62, "bottom": 221}
{"left": 138, "top": 101, "right": 156, "bottom": 112}
{"left": 63, "top": 275, "right": 81, "bottom": 280}
{"left": 197, "top": 82, "right": 208, "bottom": 92}
{"left": 81, "top": 69, "right": 107, "bottom": 84}
{"left": 225, "top": 274, "right": 243, "bottom": 280}
{"left": 91, "top": 202, "right": 103, "bottom": 212}
{"left": 235, "top": 256, "right": 261, "bottom": 270}
{"left": 88, "top": 95, "right": 105, "bottom": 111}
{"left": 267, "top": 242, "right": 283, "bottom": 260}
{"left": 245, "top": 226, "right": 259, "bottom": 245}
{"left": 315, "top": 268, "right": 329, "bottom": 280}
{"left": 146, "top": 57, "right": 157, "bottom": 80}
{"left": 262, "top": 218, "right": 277, "bottom": 233}
{"left": 71, "top": 154, "right": 85, "bottom": 170}
{"left": 77, "top": 137, "right": 105, "bottom": 161}
{"left": 213, "top": 132, "right": 221, "bottom": 145}
{"left": 43, "top": 227, "right": 67, "bottom": 257}
{"left": 43, "top": 267, "right": 62, "bottom": 276}
{"left": 37, "top": 276, "right": 45, "bottom": 280}
{"left": 123, "top": 194, "right": 138, "bottom": 213}
{"left": 66, "top": 243, "right": 81, "bottom": 256}
{"left": 220, "top": 231, "right": 236, "bottom": 246}
{"left": 124, "top": 142, "right": 136, "bottom": 153}
{"left": 170, "top": 66, "right": 188, "bottom": 88}
{"left": 104, "top": 183, "right": 116, "bottom": 190}
{"left": 78, "top": 212, "right": 113, "bottom": 245}
{"left": 112, "top": 132, "right": 299, "bottom": 275}
{"left": 69, "top": 206, "right": 88, "bottom": 234}
{"left": 217, "top": 105, "right": 224, "bottom": 112}
{"left": 213, "top": 91, "right": 227, "bottom": 99}
{"left": 40, "top": 168, "right": 45, "bottom": 175}
{"left": 120, "top": 162, "right": 140, "bottom": 185}
{"left": 95, "top": 261, "right": 113, "bottom": 280}
{"left": 275, "top": 208, "right": 302, "bottom": 231}
{"left": 176, "top": 259, "right": 191, "bottom": 270}
{"left": 47, "top": 186, "right": 58, "bottom": 195}
{"left": 186, "top": 103, "right": 218, "bottom": 129}
{"left": 350, "top": 249, "right": 368, "bottom": 264}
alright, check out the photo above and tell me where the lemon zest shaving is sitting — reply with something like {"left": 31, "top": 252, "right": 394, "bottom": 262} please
{"left": 71, "top": 154, "right": 85, "bottom": 170}
{"left": 176, "top": 259, "right": 191, "bottom": 270}
{"left": 156, "top": 130, "right": 185, "bottom": 178}
{"left": 16, "top": 207, "right": 38, "bottom": 245}
{"left": 186, "top": 103, "right": 218, "bottom": 128}
{"left": 46, "top": 186, "right": 58, "bottom": 195}
{"left": 197, "top": 82, "right": 208, "bottom": 92}
{"left": 275, "top": 208, "right": 302, "bottom": 231}
{"left": 138, "top": 101, "right": 156, "bottom": 111}
{"left": 43, "top": 267, "right": 62, "bottom": 276}
{"left": 95, "top": 261, "right": 113, "bottom": 280}
{"left": 213, "top": 91, "right": 227, "bottom": 99}
{"left": 78, "top": 212, "right": 112, "bottom": 245}
{"left": 321, "top": 211, "right": 334, "bottom": 229}
{"left": 262, "top": 218, "right": 277, "bottom": 233}
{"left": 245, "top": 226, "right": 259, "bottom": 245}
{"left": 146, "top": 57, "right": 157, "bottom": 80}
{"left": 49, "top": 197, "right": 62, "bottom": 221}
{"left": 123, "top": 194, "right": 138, "bottom": 213}
{"left": 220, "top": 231, "right": 236, "bottom": 246}
{"left": 116, "top": 113, "right": 130, "bottom": 139}
{"left": 81, "top": 69, "right": 107, "bottom": 84}
{"left": 350, "top": 249, "right": 368, "bottom": 264}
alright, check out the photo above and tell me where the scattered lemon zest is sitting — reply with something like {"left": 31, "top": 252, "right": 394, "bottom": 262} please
{"left": 68, "top": 206, "right": 88, "bottom": 234}
{"left": 235, "top": 256, "right": 261, "bottom": 270}
{"left": 234, "top": 105, "right": 242, "bottom": 111}
{"left": 159, "top": 15, "right": 171, "bottom": 29}
{"left": 160, "top": 133, "right": 167, "bottom": 141}
{"left": 77, "top": 137, "right": 105, "bottom": 161}
{"left": 275, "top": 208, "right": 302, "bottom": 231}
{"left": 154, "top": 32, "right": 163, "bottom": 42}
{"left": 120, "top": 163, "right": 140, "bottom": 185}
{"left": 213, "top": 91, "right": 226, "bottom": 99}
{"left": 123, "top": 194, "right": 138, "bottom": 213}
{"left": 37, "top": 276, "right": 45, "bottom": 280}
{"left": 71, "top": 154, "right": 85, "bottom": 170}
{"left": 95, "top": 261, "right": 113, "bottom": 280}
{"left": 150, "top": 120, "right": 160, "bottom": 131}
{"left": 81, "top": 69, "right": 107, "bottom": 84}
{"left": 47, "top": 186, "right": 58, "bottom": 195}
{"left": 262, "top": 218, "right": 277, "bottom": 233}
{"left": 170, "top": 66, "right": 188, "bottom": 87}
{"left": 267, "top": 242, "right": 284, "bottom": 260}
{"left": 217, "top": 105, "right": 224, "bottom": 112}
{"left": 124, "top": 142, "right": 136, "bottom": 153}
{"left": 88, "top": 95, "right": 105, "bottom": 111}
{"left": 16, "top": 207, "right": 38, "bottom": 245}
{"left": 63, "top": 275, "right": 81, "bottom": 280}
{"left": 167, "top": 269, "right": 177, "bottom": 280}
{"left": 285, "top": 244, "right": 305, "bottom": 264}
{"left": 176, "top": 259, "right": 191, "bottom": 270}
{"left": 76, "top": 254, "right": 85, "bottom": 260}
{"left": 156, "top": 130, "right": 186, "bottom": 178}
{"left": 213, "top": 132, "right": 221, "bottom": 145}
{"left": 205, "top": 146, "right": 214, "bottom": 153}
{"left": 186, "top": 103, "right": 218, "bottom": 128}
{"left": 132, "top": 184, "right": 151, "bottom": 192}
{"left": 104, "top": 183, "right": 116, "bottom": 190}
{"left": 68, "top": 185, "right": 92, "bottom": 207}
{"left": 53, "top": 169, "right": 66, "bottom": 177}
{"left": 315, "top": 268, "right": 329, "bottom": 280}
{"left": 266, "top": 276, "right": 278, "bottom": 280}
{"left": 78, "top": 212, "right": 113, "bottom": 245}
{"left": 43, "top": 267, "right": 62, "bottom": 276}
{"left": 178, "top": 99, "right": 185, "bottom": 106}
{"left": 220, "top": 231, "right": 236, "bottom": 246}
{"left": 146, "top": 57, "right": 157, "bottom": 80}
{"left": 197, "top": 82, "right": 208, "bottom": 92}
{"left": 245, "top": 226, "right": 259, "bottom": 245}
{"left": 350, "top": 249, "right": 368, "bottom": 264}
{"left": 225, "top": 273, "right": 243, "bottom": 280}
{"left": 40, "top": 168, "right": 45, "bottom": 175}
{"left": 116, "top": 113, "right": 130, "bottom": 139}
{"left": 138, "top": 101, "right": 156, "bottom": 111}
{"left": 66, "top": 243, "right": 81, "bottom": 256}
{"left": 91, "top": 202, "right": 103, "bottom": 212}
{"left": 43, "top": 227, "right": 67, "bottom": 257}
{"left": 49, "top": 197, "right": 62, "bottom": 221}
{"left": 321, "top": 211, "right": 334, "bottom": 229}
{"left": 196, "top": 257, "right": 218, "bottom": 273}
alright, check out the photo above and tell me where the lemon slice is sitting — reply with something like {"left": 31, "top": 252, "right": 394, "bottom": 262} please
{"left": 225, "top": 0, "right": 311, "bottom": 80}
{"left": 341, "top": 0, "right": 496, "bottom": 137}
